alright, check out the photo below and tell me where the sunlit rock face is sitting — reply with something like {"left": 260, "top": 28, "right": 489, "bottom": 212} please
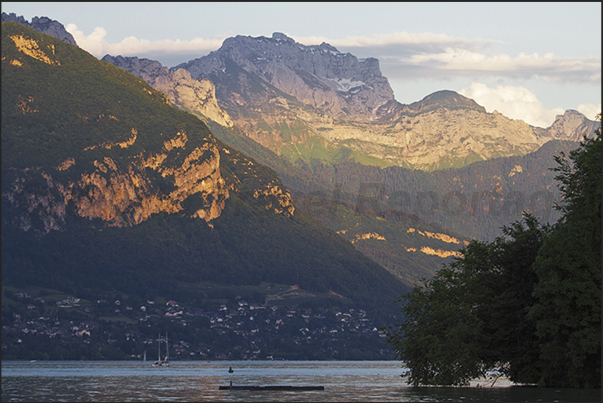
{"left": 102, "top": 55, "right": 234, "bottom": 128}
{"left": 3, "top": 118, "right": 295, "bottom": 236}
{"left": 71, "top": 132, "right": 230, "bottom": 226}
{"left": 2, "top": 128, "right": 231, "bottom": 234}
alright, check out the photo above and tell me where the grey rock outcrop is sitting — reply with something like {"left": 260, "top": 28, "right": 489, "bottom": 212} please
{"left": 102, "top": 55, "right": 233, "bottom": 128}
{"left": 1, "top": 12, "right": 78, "bottom": 46}
{"left": 534, "top": 109, "right": 600, "bottom": 143}
{"left": 176, "top": 32, "right": 394, "bottom": 122}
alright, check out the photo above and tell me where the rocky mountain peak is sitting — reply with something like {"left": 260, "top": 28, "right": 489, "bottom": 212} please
{"left": 1, "top": 12, "right": 77, "bottom": 46}
{"left": 539, "top": 109, "right": 600, "bottom": 142}
{"left": 176, "top": 32, "right": 395, "bottom": 121}
{"left": 406, "top": 90, "right": 486, "bottom": 114}
{"left": 272, "top": 31, "right": 294, "bottom": 42}
{"left": 171, "top": 33, "right": 598, "bottom": 171}
{"left": 317, "top": 41, "right": 339, "bottom": 53}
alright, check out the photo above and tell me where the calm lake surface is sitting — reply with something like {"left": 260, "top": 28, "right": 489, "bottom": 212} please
{"left": 1, "top": 360, "right": 600, "bottom": 402}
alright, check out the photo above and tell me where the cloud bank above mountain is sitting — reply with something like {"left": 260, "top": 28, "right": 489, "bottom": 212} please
{"left": 66, "top": 24, "right": 223, "bottom": 63}
{"left": 457, "top": 83, "right": 599, "bottom": 128}
{"left": 458, "top": 83, "right": 564, "bottom": 128}
{"left": 70, "top": 25, "right": 599, "bottom": 86}
{"left": 298, "top": 33, "right": 601, "bottom": 85}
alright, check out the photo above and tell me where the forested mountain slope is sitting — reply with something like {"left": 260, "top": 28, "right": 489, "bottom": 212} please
{"left": 1, "top": 22, "right": 408, "bottom": 326}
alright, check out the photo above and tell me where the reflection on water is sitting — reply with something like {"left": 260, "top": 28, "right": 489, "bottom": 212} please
{"left": 1, "top": 361, "right": 600, "bottom": 402}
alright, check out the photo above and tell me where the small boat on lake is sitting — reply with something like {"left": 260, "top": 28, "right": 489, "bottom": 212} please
{"left": 153, "top": 332, "right": 170, "bottom": 367}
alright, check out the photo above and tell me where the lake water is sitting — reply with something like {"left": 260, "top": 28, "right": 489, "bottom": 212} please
{"left": 1, "top": 360, "right": 600, "bottom": 402}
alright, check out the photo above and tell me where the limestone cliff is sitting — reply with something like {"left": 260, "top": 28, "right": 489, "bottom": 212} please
{"left": 533, "top": 109, "right": 600, "bottom": 143}
{"left": 177, "top": 32, "right": 394, "bottom": 123}
{"left": 314, "top": 91, "right": 544, "bottom": 170}
{"left": 102, "top": 55, "right": 233, "bottom": 128}
{"left": 3, "top": 129, "right": 231, "bottom": 234}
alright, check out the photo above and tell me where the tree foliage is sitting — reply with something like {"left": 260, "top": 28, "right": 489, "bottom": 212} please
{"left": 384, "top": 214, "right": 550, "bottom": 386}
{"left": 384, "top": 119, "right": 601, "bottom": 388}
{"left": 529, "top": 119, "right": 601, "bottom": 387}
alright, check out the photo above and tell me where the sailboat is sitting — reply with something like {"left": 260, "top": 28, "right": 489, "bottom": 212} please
{"left": 153, "top": 332, "right": 170, "bottom": 367}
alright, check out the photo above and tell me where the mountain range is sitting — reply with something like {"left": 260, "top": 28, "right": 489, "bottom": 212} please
{"left": 100, "top": 32, "right": 597, "bottom": 274}
{"left": 172, "top": 32, "right": 598, "bottom": 171}
{"left": 1, "top": 15, "right": 600, "bottom": 360}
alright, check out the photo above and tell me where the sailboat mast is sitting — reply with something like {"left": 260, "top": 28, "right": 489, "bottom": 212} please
{"left": 165, "top": 332, "right": 169, "bottom": 361}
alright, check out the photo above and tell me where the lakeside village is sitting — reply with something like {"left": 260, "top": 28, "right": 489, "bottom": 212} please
{"left": 1, "top": 287, "right": 394, "bottom": 361}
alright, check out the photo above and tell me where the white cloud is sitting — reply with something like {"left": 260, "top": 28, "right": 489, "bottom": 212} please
{"left": 576, "top": 104, "right": 602, "bottom": 121}
{"left": 411, "top": 49, "right": 600, "bottom": 83}
{"left": 66, "top": 24, "right": 109, "bottom": 56}
{"left": 295, "top": 33, "right": 600, "bottom": 86}
{"left": 459, "top": 83, "right": 566, "bottom": 128}
{"left": 66, "top": 24, "right": 223, "bottom": 60}
{"left": 293, "top": 31, "right": 484, "bottom": 49}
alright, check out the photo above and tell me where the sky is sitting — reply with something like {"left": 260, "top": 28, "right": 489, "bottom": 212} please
{"left": 2, "top": 2, "right": 601, "bottom": 128}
